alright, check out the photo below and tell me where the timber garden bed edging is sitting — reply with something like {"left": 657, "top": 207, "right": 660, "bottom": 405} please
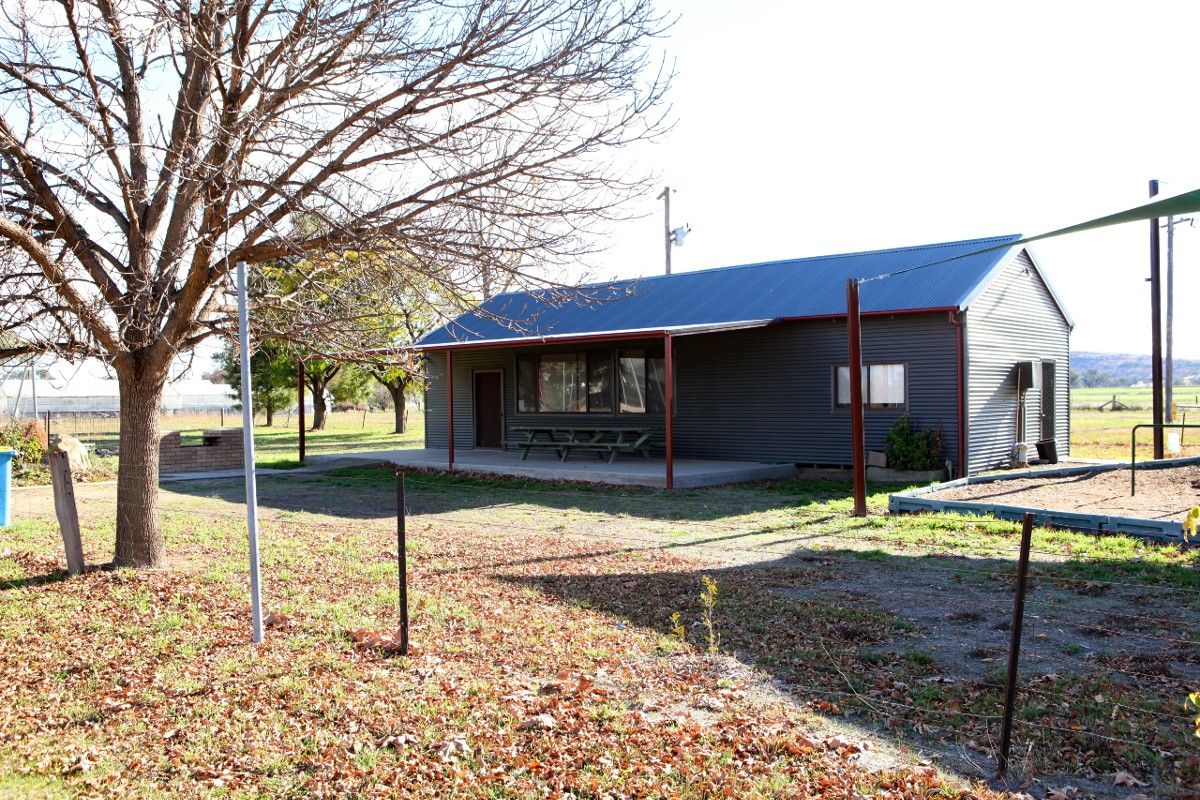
{"left": 888, "top": 455, "right": 1200, "bottom": 543}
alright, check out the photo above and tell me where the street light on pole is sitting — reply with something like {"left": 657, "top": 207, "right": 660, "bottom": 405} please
{"left": 656, "top": 186, "right": 691, "bottom": 275}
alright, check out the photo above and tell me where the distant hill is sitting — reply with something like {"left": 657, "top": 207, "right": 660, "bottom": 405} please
{"left": 1071, "top": 351, "right": 1200, "bottom": 387}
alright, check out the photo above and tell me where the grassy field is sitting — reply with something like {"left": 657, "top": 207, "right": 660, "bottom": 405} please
{"left": 28, "top": 393, "right": 1200, "bottom": 478}
{"left": 253, "top": 411, "right": 425, "bottom": 468}
{"left": 47, "top": 409, "right": 425, "bottom": 471}
{"left": 1071, "top": 406, "right": 1200, "bottom": 460}
{"left": 1068, "top": 385, "right": 1200, "bottom": 460}
{"left": 1072, "top": 384, "right": 1200, "bottom": 410}
{"left": 2, "top": 470, "right": 1197, "bottom": 797}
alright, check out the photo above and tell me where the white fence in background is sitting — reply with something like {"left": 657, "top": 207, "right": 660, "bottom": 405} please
{"left": 1, "top": 393, "right": 237, "bottom": 416}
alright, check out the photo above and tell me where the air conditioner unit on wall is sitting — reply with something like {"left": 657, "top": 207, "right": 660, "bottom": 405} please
{"left": 1014, "top": 360, "right": 1041, "bottom": 392}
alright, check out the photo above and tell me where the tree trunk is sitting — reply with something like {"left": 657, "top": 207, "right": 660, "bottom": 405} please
{"left": 265, "top": 399, "right": 275, "bottom": 427}
{"left": 311, "top": 385, "right": 328, "bottom": 430}
{"left": 114, "top": 367, "right": 167, "bottom": 568}
{"left": 387, "top": 383, "right": 407, "bottom": 433}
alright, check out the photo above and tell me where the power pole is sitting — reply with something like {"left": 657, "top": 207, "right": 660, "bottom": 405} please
{"left": 847, "top": 279, "right": 867, "bottom": 517}
{"left": 658, "top": 186, "right": 672, "bottom": 275}
{"left": 1166, "top": 215, "right": 1174, "bottom": 423}
{"left": 1148, "top": 180, "right": 1164, "bottom": 459}
{"left": 656, "top": 186, "right": 691, "bottom": 275}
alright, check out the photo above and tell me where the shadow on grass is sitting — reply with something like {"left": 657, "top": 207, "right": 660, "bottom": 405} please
{"left": 0, "top": 569, "right": 72, "bottom": 591}
{"left": 161, "top": 467, "right": 1200, "bottom": 596}
{"left": 0, "top": 562, "right": 115, "bottom": 591}
{"left": 491, "top": 547, "right": 1196, "bottom": 788}
{"left": 165, "top": 464, "right": 916, "bottom": 523}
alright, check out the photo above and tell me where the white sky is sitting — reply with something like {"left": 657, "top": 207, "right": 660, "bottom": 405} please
{"left": 596, "top": 0, "right": 1200, "bottom": 359}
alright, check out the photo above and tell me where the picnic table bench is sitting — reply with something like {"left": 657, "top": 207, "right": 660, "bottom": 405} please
{"left": 511, "top": 426, "right": 653, "bottom": 463}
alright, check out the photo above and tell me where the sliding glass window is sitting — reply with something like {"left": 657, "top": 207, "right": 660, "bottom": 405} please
{"left": 834, "top": 363, "right": 906, "bottom": 409}
{"left": 618, "top": 349, "right": 666, "bottom": 414}
{"left": 517, "top": 352, "right": 611, "bottom": 413}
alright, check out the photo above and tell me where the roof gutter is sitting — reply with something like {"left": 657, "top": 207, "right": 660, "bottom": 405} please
{"left": 415, "top": 328, "right": 687, "bottom": 353}
{"left": 415, "top": 307, "right": 960, "bottom": 352}
{"left": 414, "top": 321, "right": 778, "bottom": 352}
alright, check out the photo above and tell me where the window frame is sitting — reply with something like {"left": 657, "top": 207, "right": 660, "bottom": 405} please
{"left": 515, "top": 350, "right": 614, "bottom": 415}
{"left": 513, "top": 346, "right": 673, "bottom": 416}
{"left": 616, "top": 347, "right": 667, "bottom": 416}
{"left": 832, "top": 362, "right": 908, "bottom": 410}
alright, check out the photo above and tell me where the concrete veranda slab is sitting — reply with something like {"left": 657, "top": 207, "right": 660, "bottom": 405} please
{"left": 304, "top": 448, "right": 798, "bottom": 489}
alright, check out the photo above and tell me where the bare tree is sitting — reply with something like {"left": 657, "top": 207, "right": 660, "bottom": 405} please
{"left": 0, "top": 0, "right": 670, "bottom": 567}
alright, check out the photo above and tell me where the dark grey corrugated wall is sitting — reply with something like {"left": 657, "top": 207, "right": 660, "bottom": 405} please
{"left": 964, "top": 250, "right": 1071, "bottom": 473}
{"left": 425, "top": 312, "right": 961, "bottom": 467}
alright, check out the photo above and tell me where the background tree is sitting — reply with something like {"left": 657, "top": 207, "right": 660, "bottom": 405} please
{"left": 301, "top": 358, "right": 372, "bottom": 430}
{"left": 0, "top": 0, "right": 671, "bottom": 567}
{"left": 216, "top": 340, "right": 295, "bottom": 427}
{"left": 302, "top": 359, "right": 340, "bottom": 432}
{"left": 362, "top": 276, "right": 445, "bottom": 434}
{"left": 328, "top": 366, "right": 373, "bottom": 412}
{"left": 369, "top": 364, "right": 421, "bottom": 434}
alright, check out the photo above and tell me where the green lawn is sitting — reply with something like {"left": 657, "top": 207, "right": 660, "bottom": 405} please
{"left": 50, "top": 409, "right": 425, "bottom": 473}
{"left": 4, "top": 469, "right": 1198, "bottom": 794}
{"left": 1068, "top": 384, "right": 1200, "bottom": 460}
{"left": 252, "top": 410, "right": 425, "bottom": 468}
{"left": 1072, "top": 384, "right": 1200, "bottom": 410}
{"left": 38, "top": 390, "right": 1200, "bottom": 476}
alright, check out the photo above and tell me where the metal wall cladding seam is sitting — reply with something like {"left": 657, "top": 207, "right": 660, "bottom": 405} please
{"left": 965, "top": 251, "right": 1071, "bottom": 473}
{"left": 419, "top": 235, "right": 1021, "bottom": 346}
{"left": 425, "top": 316, "right": 960, "bottom": 467}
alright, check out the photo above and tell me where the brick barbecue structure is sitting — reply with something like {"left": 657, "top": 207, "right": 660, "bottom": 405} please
{"left": 158, "top": 428, "right": 245, "bottom": 474}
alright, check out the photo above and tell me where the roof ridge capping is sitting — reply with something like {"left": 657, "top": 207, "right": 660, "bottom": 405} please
{"left": 480, "top": 233, "right": 1024, "bottom": 302}
{"left": 663, "top": 232, "right": 1023, "bottom": 281}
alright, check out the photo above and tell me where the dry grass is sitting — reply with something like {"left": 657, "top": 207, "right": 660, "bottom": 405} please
{"left": 0, "top": 472, "right": 1010, "bottom": 799}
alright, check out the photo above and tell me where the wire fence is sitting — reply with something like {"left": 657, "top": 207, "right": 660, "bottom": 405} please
{"left": 5, "top": 466, "right": 1199, "bottom": 787}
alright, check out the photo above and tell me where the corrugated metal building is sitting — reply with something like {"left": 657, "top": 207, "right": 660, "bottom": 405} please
{"left": 415, "top": 235, "right": 1072, "bottom": 477}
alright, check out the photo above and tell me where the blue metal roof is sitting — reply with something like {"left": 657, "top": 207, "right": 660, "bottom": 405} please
{"left": 418, "top": 234, "right": 1023, "bottom": 347}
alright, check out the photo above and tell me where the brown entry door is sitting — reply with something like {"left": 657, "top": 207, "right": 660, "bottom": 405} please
{"left": 473, "top": 371, "right": 503, "bottom": 448}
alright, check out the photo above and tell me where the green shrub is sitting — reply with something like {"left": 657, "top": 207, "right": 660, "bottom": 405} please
{"left": 883, "top": 414, "right": 943, "bottom": 471}
{"left": 0, "top": 418, "right": 48, "bottom": 473}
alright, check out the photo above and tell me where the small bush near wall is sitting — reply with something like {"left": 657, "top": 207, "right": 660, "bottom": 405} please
{"left": 884, "top": 414, "right": 943, "bottom": 471}
{"left": 0, "top": 418, "right": 48, "bottom": 473}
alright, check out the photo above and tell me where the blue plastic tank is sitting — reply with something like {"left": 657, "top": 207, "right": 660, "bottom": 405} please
{"left": 0, "top": 450, "right": 13, "bottom": 527}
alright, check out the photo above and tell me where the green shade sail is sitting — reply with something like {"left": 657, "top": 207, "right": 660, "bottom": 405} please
{"left": 865, "top": 187, "right": 1200, "bottom": 285}
{"left": 1017, "top": 187, "right": 1200, "bottom": 247}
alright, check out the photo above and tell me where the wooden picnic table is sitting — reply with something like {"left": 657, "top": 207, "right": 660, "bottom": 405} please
{"left": 511, "top": 425, "right": 653, "bottom": 463}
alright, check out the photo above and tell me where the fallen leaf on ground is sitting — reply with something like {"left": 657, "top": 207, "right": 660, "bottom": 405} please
{"left": 436, "top": 736, "right": 470, "bottom": 761}
{"left": 519, "top": 713, "right": 557, "bottom": 731}
{"left": 1111, "top": 770, "right": 1148, "bottom": 787}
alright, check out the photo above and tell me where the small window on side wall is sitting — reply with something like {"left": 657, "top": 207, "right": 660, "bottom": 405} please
{"left": 834, "top": 363, "right": 905, "bottom": 409}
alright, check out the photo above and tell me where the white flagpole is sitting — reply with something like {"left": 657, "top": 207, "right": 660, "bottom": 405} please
{"left": 237, "top": 260, "right": 265, "bottom": 644}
